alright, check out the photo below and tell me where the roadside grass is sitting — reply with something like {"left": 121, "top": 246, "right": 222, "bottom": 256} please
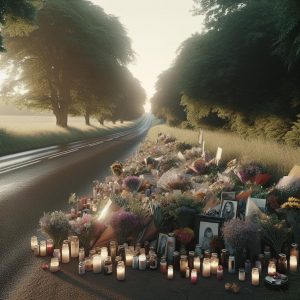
{"left": 0, "top": 115, "right": 143, "bottom": 156}
{"left": 147, "top": 124, "right": 300, "bottom": 180}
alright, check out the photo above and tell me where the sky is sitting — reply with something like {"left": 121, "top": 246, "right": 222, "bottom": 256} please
{"left": 91, "top": 0, "right": 203, "bottom": 110}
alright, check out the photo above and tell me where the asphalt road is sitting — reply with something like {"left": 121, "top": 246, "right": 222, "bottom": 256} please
{"left": 0, "top": 116, "right": 151, "bottom": 300}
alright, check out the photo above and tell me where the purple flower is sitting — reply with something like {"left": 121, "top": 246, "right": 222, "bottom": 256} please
{"left": 123, "top": 176, "right": 141, "bottom": 192}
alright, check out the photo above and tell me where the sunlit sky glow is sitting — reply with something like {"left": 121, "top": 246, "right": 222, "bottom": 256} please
{"left": 92, "top": 0, "right": 203, "bottom": 111}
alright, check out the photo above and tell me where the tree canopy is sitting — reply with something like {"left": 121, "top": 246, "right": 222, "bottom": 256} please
{"left": 152, "top": 0, "right": 300, "bottom": 145}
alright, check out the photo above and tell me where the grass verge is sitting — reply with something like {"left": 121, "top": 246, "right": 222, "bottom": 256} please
{"left": 147, "top": 124, "right": 300, "bottom": 180}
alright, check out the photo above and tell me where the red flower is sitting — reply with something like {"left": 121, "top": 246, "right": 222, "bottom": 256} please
{"left": 253, "top": 173, "right": 271, "bottom": 186}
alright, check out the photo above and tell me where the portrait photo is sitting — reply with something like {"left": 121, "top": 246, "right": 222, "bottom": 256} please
{"left": 220, "top": 199, "right": 238, "bottom": 221}
{"left": 245, "top": 197, "right": 267, "bottom": 219}
{"left": 157, "top": 233, "right": 168, "bottom": 257}
{"left": 194, "top": 216, "right": 223, "bottom": 251}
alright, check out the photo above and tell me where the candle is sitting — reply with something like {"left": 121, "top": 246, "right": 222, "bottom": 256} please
{"left": 62, "top": 243, "right": 70, "bottom": 263}
{"left": 188, "top": 251, "right": 195, "bottom": 269}
{"left": 53, "top": 249, "right": 61, "bottom": 261}
{"left": 290, "top": 255, "right": 297, "bottom": 273}
{"left": 255, "top": 261, "right": 262, "bottom": 275}
{"left": 33, "top": 244, "right": 39, "bottom": 256}
{"left": 139, "top": 254, "right": 147, "bottom": 270}
{"left": 31, "top": 236, "right": 38, "bottom": 251}
{"left": 191, "top": 269, "right": 197, "bottom": 284}
{"left": 78, "top": 261, "right": 85, "bottom": 275}
{"left": 217, "top": 265, "right": 223, "bottom": 280}
{"left": 117, "top": 261, "right": 125, "bottom": 280}
{"left": 202, "top": 258, "right": 211, "bottom": 278}
{"left": 194, "top": 257, "right": 201, "bottom": 273}
{"left": 228, "top": 256, "right": 235, "bottom": 274}
{"left": 125, "top": 249, "right": 133, "bottom": 267}
{"left": 132, "top": 253, "right": 139, "bottom": 269}
{"left": 79, "top": 247, "right": 85, "bottom": 262}
{"left": 211, "top": 256, "right": 219, "bottom": 275}
{"left": 47, "top": 239, "right": 54, "bottom": 256}
{"left": 278, "top": 253, "right": 287, "bottom": 274}
{"left": 268, "top": 260, "right": 276, "bottom": 276}
{"left": 180, "top": 255, "right": 188, "bottom": 277}
{"left": 101, "top": 247, "right": 108, "bottom": 270}
{"left": 70, "top": 236, "right": 79, "bottom": 258}
{"left": 40, "top": 240, "right": 47, "bottom": 257}
{"left": 239, "top": 268, "right": 245, "bottom": 281}
{"left": 251, "top": 267, "right": 259, "bottom": 286}
{"left": 50, "top": 257, "right": 59, "bottom": 272}
{"left": 185, "top": 267, "right": 190, "bottom": 278}
{"left": 85, "top": 257, "right": 93, "bottom": 271}
{"left": 245, "top": 259, "right": 251, "bottom": 274}
{"left": 290, "top": 243, "right": 298, "bottom": 259}
{"left": 160, "top": 257, "right": 167, "bottom": 273}
{"left": 109, "top": 241, "right": 117, "bottom": 260}
{"left": 167, "top": 265, "right": 174, "bottom": 279}
{"left": 93, "top": 254, "right": 102, "bottom": 273}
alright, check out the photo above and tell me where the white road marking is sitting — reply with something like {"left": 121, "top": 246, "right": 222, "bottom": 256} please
{"left": 0, "top": 160, "right": 41, "bottom": 175}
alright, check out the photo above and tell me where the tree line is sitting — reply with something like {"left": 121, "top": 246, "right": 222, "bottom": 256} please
{"left": 0, "top": 0, "right": 145, "bottom": 128}
{"left": 151, "top": 0, "right": 300, "bottom": 146}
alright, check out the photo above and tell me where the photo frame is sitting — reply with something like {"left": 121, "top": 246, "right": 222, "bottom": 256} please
{"left": 221, "top": 192, "right": 236, "bottom": 201}
{"left": 194, "top": 215, "right": 223, "bottom": 250}
{"left": 220, "top": 198, "right": 238, "bottom": 221}
{"left": 245, "top": 197, "right": 267, "bottom": 219}
{"left": 156, "top": 233, "right": 168, "bottom": 257}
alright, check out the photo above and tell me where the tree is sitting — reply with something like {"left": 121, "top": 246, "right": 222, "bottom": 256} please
{"left": 1, "top": 0, "right": 135, "bottom": 128}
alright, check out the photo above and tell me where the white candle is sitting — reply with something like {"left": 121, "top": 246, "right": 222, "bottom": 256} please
{"left": 239, "top": 268, "right": 245, "bottom": 281}
{"left": 101, "top": 247, "right": 108, "bottom": 271}
{"left": 228, "top": 256, "right": 235, "bottom": 274}
{"left": 191, "top": 269, "right": 197, "bottom": 284}
{"left": 40, "top": 240, "right": 47, "bottom": 257}
{"left": 31, "top": 236, "right": 38, "bottom": 251}
{"left": 185, "top": 267, "right": 190, "bottom": 278}
{"left": 70, "top": 236, "right": 79, "bottom": 258}
{"left": 117, "top": 261, "right": 125, "bottom": 280}
{"left": 50, "top": 257, "right": 60, "bottom": 272}
{"left": 93, "top": 254, "right": 102, "bottom": 273}
{"left": 62, "top": 243, "right": 70, "bottom": 263}
{"left": 53, "top": 249, "right": 61, "bottom": 261}
{"left": 125, "top": 249, "right": 133, "bottom": 267}
{"left": 194, "top": 257, "right": 201, "bottom": 273}
{"left": 290, "top": 255, "right": 297, "bottom": 273}
{"left": 252, "top": 267, "right": 259, "bottom": 286}
{"left": 79, "top": 248, "right": 85, "bottom": 261}
{"left": 139, "top": 254, "right": 147, "bottom": 270}
{"left": 268, "top": 261, "right": 276, "bottom": 276}
{"left": 202, "top": 258, "right": 211, "bottom": 277}
{"left": 211, "top": 257, "right": 219, "bottom": 275}
{"left": 167, "top": 265, "right": 173, "bottom": 279}
{"left": 33, "top": 244, "right": 39, "bottom": 256}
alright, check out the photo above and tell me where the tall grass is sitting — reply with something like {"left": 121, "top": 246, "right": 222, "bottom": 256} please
{"left": 0, "top": 116, "right": 143, "bottom": 156}
{"left": 147, "top": 125, "right": 300, "bottom": 180}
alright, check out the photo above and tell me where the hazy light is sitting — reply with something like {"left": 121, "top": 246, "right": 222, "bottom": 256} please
{"left": 98, "top": 198, "right": 112, "bottom": 221}
{"left": 144, "top": 100, "right": 151, "bottom": 113}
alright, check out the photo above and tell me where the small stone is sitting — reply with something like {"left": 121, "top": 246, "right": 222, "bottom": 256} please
{"left": 225, "top": 283, "right": 232, "bottom": 291}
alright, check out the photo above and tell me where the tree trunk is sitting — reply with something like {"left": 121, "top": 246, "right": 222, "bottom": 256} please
{"left": 98, "top": 117, "right": 104, "bottom": 126}
{"left": 55, "top": 110, "right": 68, "bottom": 128}
{"left": 84, "top": 112, "right": 90, "bottom": 126}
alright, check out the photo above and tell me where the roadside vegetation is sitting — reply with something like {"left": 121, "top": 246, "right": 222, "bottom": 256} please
{"left": 147, "top": 124, "right": 300, "bottom": 180}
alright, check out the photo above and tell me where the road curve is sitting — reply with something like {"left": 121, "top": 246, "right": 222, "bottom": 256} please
{"left": 0, "top": 115, "right": 151, "bottom": 299}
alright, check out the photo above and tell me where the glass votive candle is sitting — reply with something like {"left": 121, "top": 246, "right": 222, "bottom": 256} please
{"left": 132, "top": 252, "right": 139, "bottom": 269}
{"left": 53, "top": 249, "right": 61, "bottom": 261}
{"left": 228, "top": 256, "right": 235, "bottom": 274}
{"left": 255, "top": 261, "right": 262, "bottom": 275}
{"left": 50, "top": 257, "right": 59, "bottom": 272}
{"left": 109, "top": 241, "right": 117, "bottom": 260}
{"left": 167, "top": 265, "right": 174, "bottom": 279}
{"left": 47, "top": 239, "right": 54, "bottom": 256}
{"left": 185, "top": 267, "right": 190, "bottom": 278}
{"left": 239, "top": 268, "right": 246, "bottom": 281}
{"left": 117, "top": 261, "right": 125, "bottom": 281}
{"left": 31, "top": 236, "right": 38, "bottom": 251}
{"left": 251, "top": 267, "right": 260, "bottom": 286}
{"left": 191, "top": 269, "right": 197, "bottom": 284}
{"left": 79, "top": 247, "right": 85, "bottom": 262}
{"left": 290, "top": 255, "right": 297, "bottom": 273}
{"left": 290, "top": 243, "right": 298, "bottom": 260}
{"left": 40, "top": 240, "right": 47, "bottom": 257}
{"left": 85, "top": 257, "right": 93, "bottom": 271}
{"left": 217, "top": 265, "right": 223, "bottom": 280}
{"left": 125, "top": 248, "right": 133, "bottom": 267}
{"left": 180, "top": 255, "right": 188, "bottom": 277}
{"left": 93, "top": 254, "right": 102, "bottom": 273}
{"left": 33, "top": 244, "right": 39, "bottom": 256}
{"left": 89, "top": 249, "right": 96, "bottom": 258}
{"left": 211, "top": 255, "right": 219, "bottom": 275}
{"left": 202, "top": 258, "right": 211, "bottom": 278}
{"left": 194, "top": 256, "right": 201, "bottom": 273}
{"left": 160, "top": 257, "right": 167, "bottom": 273}
{"left": 278, "top": 253, "right": 287, "bottom": 274}
{"left": 70, "top": 236, "right": 79, "bottom": 258}
{"left": 139, "top": 254, "right": 147, "bottom": 270}
{"left": 268, "top": 260, "right": 276, "bottom": 276}
{"left": 62, "top": 243, "right": 70, "bottom": 263}
{"left": 79, "top": 261, "right": 85, "bottom": 275}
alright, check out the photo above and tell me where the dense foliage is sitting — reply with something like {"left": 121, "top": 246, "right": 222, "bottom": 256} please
{"left": 1, "top": 0, "right": 145, "bottom": 127}
{"left": 151, "top": 0, "right": 300, "bottom": 145}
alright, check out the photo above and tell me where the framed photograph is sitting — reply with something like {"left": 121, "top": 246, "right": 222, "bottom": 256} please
{"left": 194, "top": 215, "right": 223, "bottom": 251}
{"left": 245, "top": 197, "right": 267, "bottom": 219}
{"left": 220, "top": 198, "right": 238, "bottom": 221}
{"left": 221, "top": 192, "right": 236, "bottom": 201}
{"left": 157, "top": 233, "right": 168, "bottom": 257}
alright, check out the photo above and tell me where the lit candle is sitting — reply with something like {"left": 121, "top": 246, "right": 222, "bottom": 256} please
{"left": 79, "top": 247, "right": 85, "bottom": 262}
{"left": 167, "top": 265, "right": 174, "bottom": 279}
{"left": 228, "top": 256, "right": 235, "bottom": 274}
{"left": 117, "top": 261, "right": 125, "bottom": 280}
{"left": 185, "top": 267, "right": 190, "bottom": 278}
{"left": 239, "top": 268, "right": 245, "bottom": 281}
{"left": 70, "top": 236, "right": 79, "bottom": 258}
{"left": 191, "top": 269, "right": 197, "bottom": 284}
{"left": 33, "top": 244, "right": 39, "bottom": 256}
{"left": 62, "top": 243, "right": 70, "bottom": 263}
{"left": 202, "top": 258, "right": 211, "bottom": 278}
{"left": 268, "top": 260, "right": 276, "bottom": 276}
{"left": 50, "top": 257, "right": 60, "bottom": 272}
{"left": 290, "top": 255, "right": 297, "bottom": 273}
{"left": 31, "top": 236, "right": 38, "bottom": 251}
{"left": 109, "top": 241, "right": 117, "bottom": 260}
{"left": 40, "top": 240, "right": 47, "bottom": 257}
{"left": 217, "top": 265, "right": 223, "bottom": 280}
{"left": 160, "top": 257, "right": 167, "bottom": 273}
{"left": 53, "top": 249, "right": 61, "bottom": 261}
{"left": 180, "top": 255, "right": 188, "bottom": 277}
{"left": 290, "top": 243, "right": 298, "bottom": 260}
{"left": 211, "top": 256, "right": 219, "bottom": 275}
{"left": 85, "top": 257, "right": 93, "bottom": 271}
{"left": 93, "top": 254, "right": 102, "bottom": 273}
{"left": 194, "top": 257, "right": 201, "bottom": 273}
{"left": 139, "top": 254, "right": 147, "bottom": 270}
{"left": 252, "top": 267, "right": 259, "bottom": 286}
{"left": 47, "top": 239, "right": 54, "bottom": 256}
{"left": 125, "top": 249, "right": 133, "bottom": 267}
